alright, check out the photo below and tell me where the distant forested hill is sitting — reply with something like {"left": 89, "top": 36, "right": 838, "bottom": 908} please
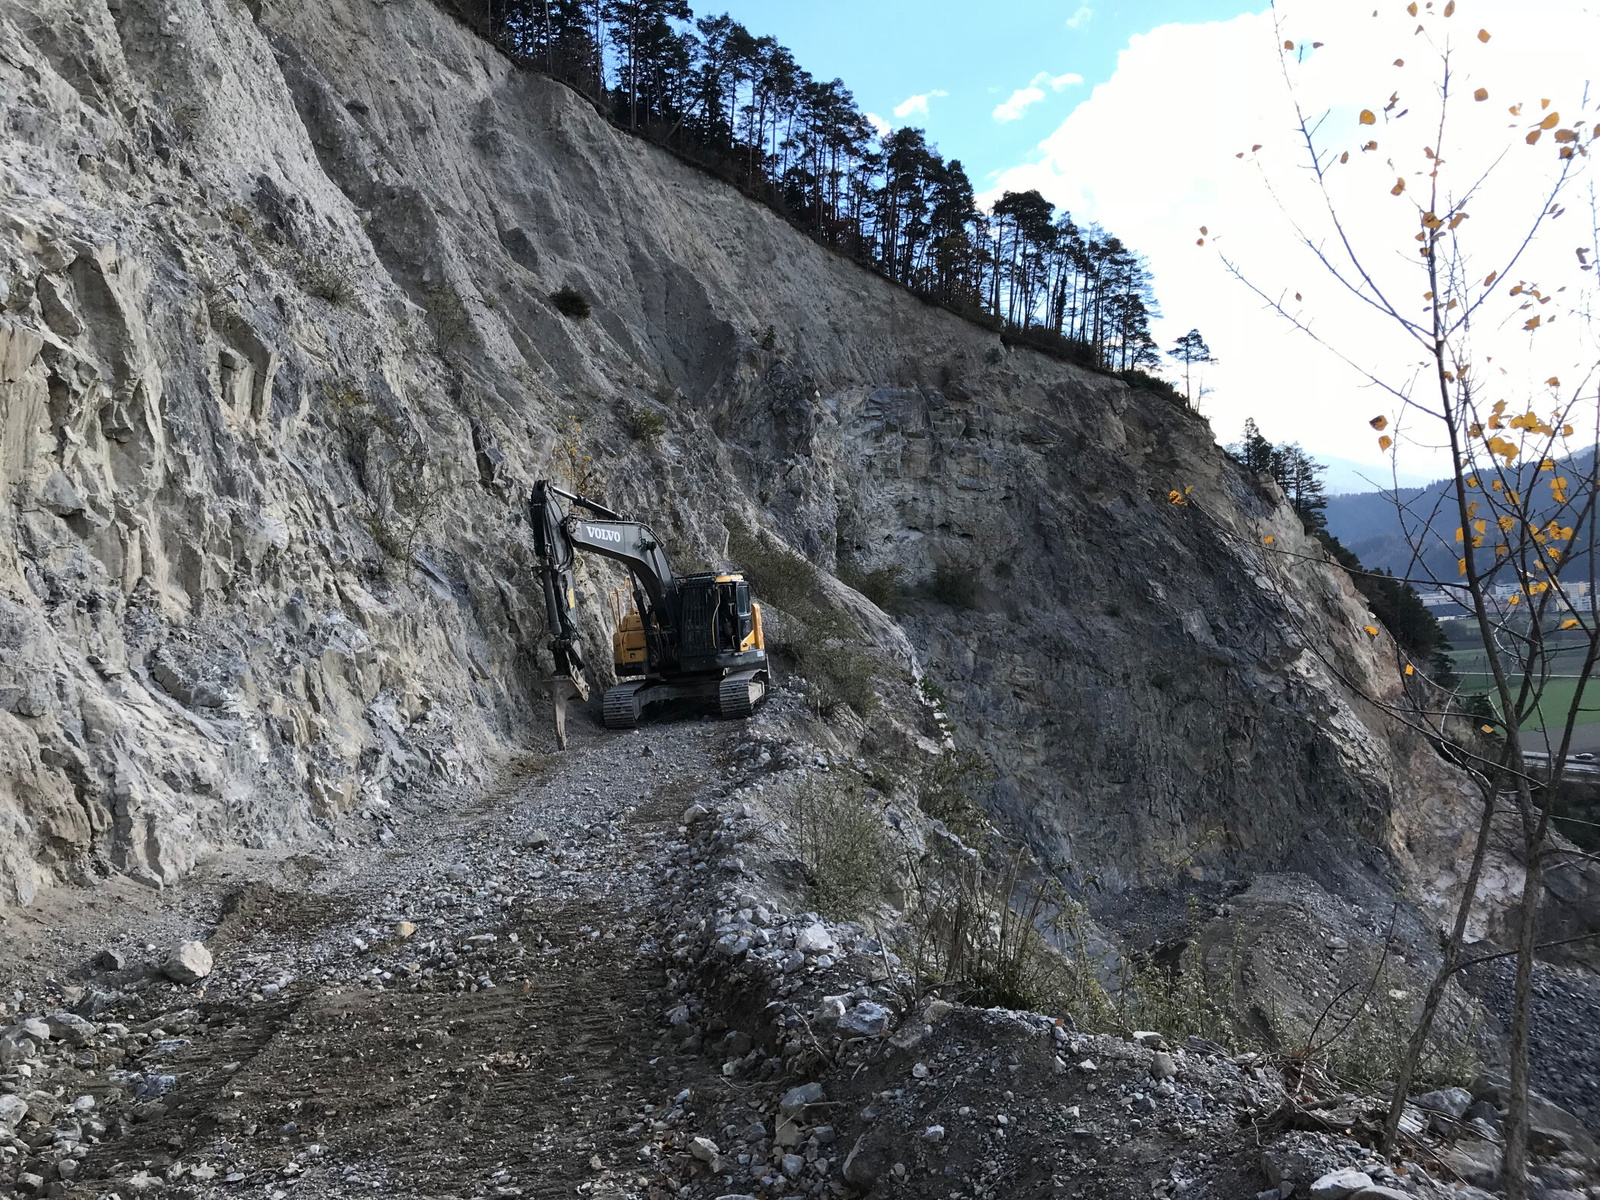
{"left": 1323, "top": 450, "right": 1595, "bottom": 588}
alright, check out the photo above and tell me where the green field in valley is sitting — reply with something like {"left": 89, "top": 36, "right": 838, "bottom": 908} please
{"left": 1442, "top": 619, "right": 1600, "bottom": 732}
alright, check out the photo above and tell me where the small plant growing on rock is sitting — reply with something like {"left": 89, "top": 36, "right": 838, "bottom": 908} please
{"left": 796, "top": 640, "right": 880, "bottom": 717}
{"left": 298, "top": 258, "right": 357, "bottom": 306}
{"left": 553, "top": 414, "right": 604, "bottom": 498}
{"left": 779, "top": 779, "right": 892, "bottom": 920}
{"left": 725, "top": 516, "right": 819, "bottom": 615}
{"left": 838, "top": 561, "right": 906, "bottom": 613}
{"left": 551, "top": 285, "right": 591, "bottom": 319}
{"left": 624, "top": 402, "right": 668, "bottom": 447}
{"left": 928, "top": 564, "right": 979, "bottom": 610}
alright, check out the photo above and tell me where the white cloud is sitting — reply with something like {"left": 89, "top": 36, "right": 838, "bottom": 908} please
{"left": 992, "top": 71, "right": 1083, "bottom": 123}
{"left": 984, "top": 1, "right": 1600, "bottom": 474}
{"left": 1065, "top": 5, "right": 1093, "bottom": 30}
{"left": 893, "top": 89, "right": 948, "bottom": 119}
{"left": 864, "top": 111, "right": 891, "bottom": 139}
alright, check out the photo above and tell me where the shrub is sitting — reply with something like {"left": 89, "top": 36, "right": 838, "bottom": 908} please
{"left": 297, "top": 259, "right": 357, "bottom": 306}
{"left": 551, "top": 285, "right": 591, "bottom": 319}
{"left": 1291, "top": 952, "right": 1480, "bottom": 1092}
{"left": 780, "top": 779, "right": 893, "bottom": 920}
{"left": 838, "top": 562, "right": 906, "bottom": 612}
{"left": 725, "top": 516, "right": 818, "bottom": 614}
{"left": 1000, "top": 326, "right": 1101, "bottom": 370}
{"left": 1119, "top": 367, "right": 1189, "bottom": 406}
{"left": 900, "top": 844, "right": 1091, "bottom": 1014}
{"left": 916, "top": 750, "right": 990, "bottom": 841}
{"left": 625, "top": 402, "right": 668, "bottom": 446}
{"left": 796, "top": 640, "right": 880, "bottom": 717}
{"left": 928, "top": 565, "right": 979, "bottom": 610}
{"left": 726, "top": 516, "right": 883, "bottom": 717}
{"left": 554, "top": 414, "right": 604, "bottom": 498}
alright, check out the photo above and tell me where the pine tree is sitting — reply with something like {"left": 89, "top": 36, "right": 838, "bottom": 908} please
{"left": 1168, "top": 328, "right": 1215, "bottom": 407}
{"left": 1238, "top": 418, "right": 1274, "bottom": 475}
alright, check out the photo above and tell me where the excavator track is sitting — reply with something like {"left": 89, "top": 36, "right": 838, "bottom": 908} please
{"left": 718, "top": 670, "right": 767, "bottom": 718}
{"left": 603, "top": 683, "right": 643, "bottom": 729}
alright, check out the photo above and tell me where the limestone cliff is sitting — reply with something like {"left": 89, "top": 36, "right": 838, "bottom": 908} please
{"left": 0, "top": 0, "right": 1506, "bottom": 929}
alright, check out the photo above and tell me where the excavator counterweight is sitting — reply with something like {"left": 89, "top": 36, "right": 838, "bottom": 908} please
{"left": 531, "top": 481, "right": 769, "bottom": 741}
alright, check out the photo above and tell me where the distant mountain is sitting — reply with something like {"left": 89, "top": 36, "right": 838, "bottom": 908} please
{"left": 1317, "top": 455, "right": 1440, "bottom": 496}
{"left": 1322, "top": 449, "right": 1595, "bottom": 587}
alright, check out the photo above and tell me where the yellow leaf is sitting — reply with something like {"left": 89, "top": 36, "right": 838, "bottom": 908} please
{"left": 1443, "top": 0, "right": 1455, "bottom": 14}
{"left": 1525, "top": 315, "right": 1541, "bottom": 330}
{"left": 1379, "top": 435, "right": 1393, "bottom": 451}
{"left": 1478, "top": 27, "right": 1491, "bottom": 41}
{"left": 1473, "top": 519, "right": 1487, "bottom": 534}
{"left": 1405, "top": 664, "right": 1415, "bottom": 676}
{"left": 1406, "top": 1, "right": 1417, "bottom": 14}
{"left": 1263, "top": 535, "right": 1275, "bottom": 545}
{"left": 1484, "top": 270, "right": 1498, "bottom": 286}
{"left": 1360, "top": 109, "right": 1377, "bottom": 125}
{"left": 1467, "top": 476, "right": 1479, "bottom": 487}
{"left": 1540, "top": 111, "right": 1561, "bottom": 130}
{"left": 1363, "top": 625, "right": 1380, "bottom": 636}
{"left": 1369, "top": 415, "right": 1389, "bottom": 431}
{"left": 1455, "top": 527, "right": 1465, "bottom": 543}
{"left": 1473, "top": 87, "right": 1488, "bottom": 101}
{"left": 1458, "top": 557, "right": 1467, "bottom": 576}
{"left": 1509, "top": 593, "right": 1521, "bottom": 605}
{"left": 1496, "top": 543, "right": 1509, "bottom": 555}
{"left": 1546, "top": 377, "right": 1560, "bottom": 387}
{"left": 1563, "top": 424, "right": 1574, "bottom": 436}
{"left": 1562, "top": 619, "right": 1580, "bottom": 630}
{"left": 1541, "top": 459, "right": 1556, "bottom": 471}
{"left": 1498, "top": 515, "right": 1516, "bottom": 531}
{"left": 1527, "top": 129, "right": 1542, "bottom": 145}
{"left": 1200, "top": 226, "right": 1208, "bottom": 235}
{"left": 1340, "top": 150, "right": 1350, "bottom": 164}
{"left": 1481, "top": 724, "right": 1496, "bottom": 734}
{"left": 1284, "top": 39, "right": 1295, "bottom": 49}
{"left": 1391, "top": 177, "right": 1407, "bottom": 195}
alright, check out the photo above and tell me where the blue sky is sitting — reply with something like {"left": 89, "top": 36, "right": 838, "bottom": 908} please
{"left": 713, "top": 1, "right": 1260, "bottom": 192}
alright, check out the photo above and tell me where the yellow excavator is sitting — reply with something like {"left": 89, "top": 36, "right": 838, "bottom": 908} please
{"left": 531, "top": 481, "right": 770, "bottom": 733}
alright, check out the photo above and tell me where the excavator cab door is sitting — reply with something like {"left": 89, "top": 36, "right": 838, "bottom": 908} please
{"left": 735, "top": 582, "right": 753, "bottom": 642}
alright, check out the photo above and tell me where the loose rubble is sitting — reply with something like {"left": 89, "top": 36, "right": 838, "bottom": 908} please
{"left": 2, "top": 699, "right": 1597, "bottom": 1200}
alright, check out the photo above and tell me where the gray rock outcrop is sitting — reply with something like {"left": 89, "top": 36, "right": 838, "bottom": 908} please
{"left": 0, "top": 0, "right": 1582, "bottom": 954}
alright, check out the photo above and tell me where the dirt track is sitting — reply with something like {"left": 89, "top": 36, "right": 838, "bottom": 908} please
{"left": 0, "top": 716, "right": 732, "bottom": 1199}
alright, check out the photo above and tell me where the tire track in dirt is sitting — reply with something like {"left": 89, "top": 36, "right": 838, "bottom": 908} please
{"left": 67, "top": 721, "right": 730, "bottom": 1199}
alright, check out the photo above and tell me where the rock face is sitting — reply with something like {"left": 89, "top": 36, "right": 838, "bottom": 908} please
{"left": 0, "top": 0, "right": 1557, "bottom": 933}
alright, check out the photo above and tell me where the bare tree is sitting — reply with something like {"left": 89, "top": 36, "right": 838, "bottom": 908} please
{"left": 1212, "top": 5, "right": 1600, "bottom": 1193}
